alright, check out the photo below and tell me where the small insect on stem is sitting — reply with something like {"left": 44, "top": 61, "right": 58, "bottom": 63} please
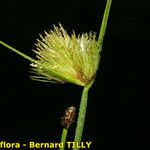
{"left": 61, "top": 106, "right": 76, "bottom": 129}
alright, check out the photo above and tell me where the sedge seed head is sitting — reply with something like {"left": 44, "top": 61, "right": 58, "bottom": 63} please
{"left": 30, "top": 24, "right": 102, "bottom": 86}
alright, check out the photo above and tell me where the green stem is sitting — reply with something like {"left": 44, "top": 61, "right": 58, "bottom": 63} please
{"left": 98, "top": 0, "right": 112, "bottom": 46}
{"left": 74, "top": 81, "right": 93, "bottom": 150}
{"left": 60, "top": 128, "right": 68, "bottom": 150}
{"left": 73, "top": 1, "right": 112, "bottom": 149}
{"left": 0, "top": 40, "right": 36, "bottom": 63}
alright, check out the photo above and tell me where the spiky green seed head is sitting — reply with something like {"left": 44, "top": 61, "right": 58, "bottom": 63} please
{"left": 30, "top": 24, "right": 102, "bottom": 86}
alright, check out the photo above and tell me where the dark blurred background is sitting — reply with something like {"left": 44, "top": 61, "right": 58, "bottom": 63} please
{"left": 0, "top": 0, "right": 150, "bottom": 149}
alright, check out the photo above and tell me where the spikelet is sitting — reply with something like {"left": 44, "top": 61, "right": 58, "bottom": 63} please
{"left": 30, "top": 24, "right": 101, "bottom": 86}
